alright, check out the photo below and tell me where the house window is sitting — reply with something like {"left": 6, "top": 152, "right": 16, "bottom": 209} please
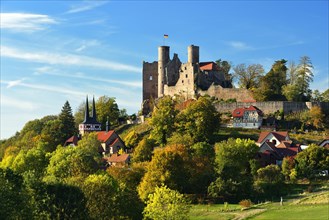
{"left": 185, "top": 74, "right": 188, "bottom": 78}
{"left": 149, "top": 75, "right": 153, "bottom": 80}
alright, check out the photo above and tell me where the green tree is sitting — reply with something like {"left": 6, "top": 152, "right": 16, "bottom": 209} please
{"left": 150, "top": 96, "right": 178, "bottom": 145}
{"left": 11, "top": 146, "right": 48, "bottom": 179}
{"left": 82, "top": 172, "right": 120, "bottom": 219}
{"left": 96, "top": 95, "right": 120, "bottom": 129}
{"left": 282, "top": 84, "right": 300, "bottom": 101}
{"left": 253, "top": 165, "right": 284, "bottom": 196}
{"left": 295, "top": 144, "right": 329, "bottom": 180}
{"left": 138, "top": 145, "right": 189, "bottom": 201}
{"left": 322, "top": 89, "right": 329, "bottom": 102}
{"left": 208, "top": 138, "right": 259, "bottom": 200}
{"left": 311, "top": 89, "right": 323, "bottom": 102}
{"left": 0, "top": 168, "right": 32, "bottom": 218}
{"left": 133, "top": 137, "right": 156, "bottom": 163}
{"left": 233, "top": 63, "right": 264, "bottom": 89}
{"left": 124, "top": 130, "right": 140, "bottom": 149}
{"left": 143, "top": 185, "right": 190, "bottom": 220}
{"left": 176, "top": 96, "right": 220, "bottom": 142}
{"left": 254, "top": 59, "right": 288, "bottom": 101}
{"left": 216, "top": 59, "right": 232, "bottom": 81}
{"left": 281, "top": 156, "right": 296, "bottom": 182}
{"left": 58, "top": 101, "right": 76, "bottom": 143}
{"left": 296, "top": 56, "right": 314, "bottom": 101}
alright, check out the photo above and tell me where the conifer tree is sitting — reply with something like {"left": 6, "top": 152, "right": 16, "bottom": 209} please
{"left": 58, "top": 101, "right": 76, "bottom": 143}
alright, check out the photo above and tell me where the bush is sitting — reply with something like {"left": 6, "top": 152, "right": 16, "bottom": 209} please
{"left": 239, "top": 199, "right": 253, "bottom": 208}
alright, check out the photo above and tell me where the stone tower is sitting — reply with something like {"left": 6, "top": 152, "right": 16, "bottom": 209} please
{"left": 79, "top": 96, "right": 102, "bottom": 136}
{"left": 188, "top": 45, "right": 199, "bottom": 64}
{"left": 158, "top": 46, "right": 170, "bottom": 98}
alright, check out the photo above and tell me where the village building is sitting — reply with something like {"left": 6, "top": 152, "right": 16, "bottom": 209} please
{"left": 256, "top": 131, "right": 301, "bottom": 166}
{"left": 104, "top": 153, "right": 130, "bottom": 167}
{"left": 65, "top": 96, "right": 127, "bottom": 157}
{"left": 232, "top": 105, "right": 263, "bottom": 129}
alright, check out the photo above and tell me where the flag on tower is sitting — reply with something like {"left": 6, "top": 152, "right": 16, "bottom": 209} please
{"left": 164, "top": 34, "right": 168, "bottom": 38}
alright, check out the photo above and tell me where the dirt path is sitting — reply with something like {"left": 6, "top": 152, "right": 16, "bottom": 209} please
{"left": 232, "top": 208, "right": 267, "bottom": 220}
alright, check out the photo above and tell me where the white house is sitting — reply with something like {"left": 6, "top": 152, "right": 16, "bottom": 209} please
{"left": 232, "top": 105, "right": 263, "bottom": 129}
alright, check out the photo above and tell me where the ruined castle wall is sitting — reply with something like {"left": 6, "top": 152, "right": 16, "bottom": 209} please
{"left": 214, "top": 101, "right": 329, "bottom": 115}
{"left": 164, "top": 62, "right": 195, "bottom": 99}
{"left": 142, "top": 61, "right": 158, "bottom": 101}
{"left": 198, "top": 84, "right": 254, "bottom": 102}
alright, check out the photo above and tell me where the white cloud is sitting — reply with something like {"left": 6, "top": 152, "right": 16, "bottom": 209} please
{"left": 34, "top": 66, "right": 142, "bottom": 88}
{"left": 6, "top": 78, "right": 26, "bottom": 88}
{"left": 1, "top": 45, "right": 141, "bottom": 73}
{"left": 66, "top": 1, "right": 108, "bottom": 14}
{"left": 228, "top": 41, "right": 253, "bottom": 50}
{"left": 1, "top": 80, "right": 85, "bottom": 97}
{"left": 75, "top": 40, "right": 100, "bottom": 52}
{"left": 0, "top": 13, "right": 57, "bottom": 32}
{"left": 1, "top": 95, "right": 36, "bottom": 111}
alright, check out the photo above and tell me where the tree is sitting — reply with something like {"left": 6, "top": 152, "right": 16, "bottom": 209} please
{"left": 133, "top": 137, "right": 156, "bottom": 163}
{"left": 143, "top": 185, "right": 190, "bottom": 220}
{"left": 208, "top": 138, "right": 259, "bottom": 200}
{"left": 296, "top": 56, "right": 314, "bottom": 101}
{"left": 82, "top": 172, "right": 121, "bottom": 219}
{"left": 96, "top": 95, "right": 120, "bottom": 129}
{"left": 138, "top": 145, "right": 189, "bottom": 201}
{"left": 233, "top": 63, "right": 264, "bottom": 89}
{"left": 311, "top": 90, "right": 323, "bottom": 102}
{"left": 322, "top": 89, "right": 329, "bottom": 102}
{"left": 58, "top": 101, "right": 76, "bottom": 143}
{"left": 0, "top": 168, "right": 32, "bottom": 218}
{"left": 124, "top": 130, "right": 140, "bottom": 149}
{"left": 150, "top": 96, "right": 178, "bottom": 145}
{"left": 308, "top": 106, "right": 325, "bottom": 129}
{"left": 254, "top": 59, "right": 288, "bottom": 101}
{"left": 45, "top": 133, "right": 101, "bottom": 181}
{"left": 295, "top": 144, "right": 329, "bottom": 180}
{"left": 176, "top": 96, "right": 220, "bottom": 143}
{"left": 282, "top": 84, "right": 300, "bottom": 101}
{"left": 253, "top": 165, "right": 284, "bottom": 196}
{"left": 216, "top": 59, "right": 232, "bottom": 82}
{"left": 281, "top": 156, "right": 296, "bottom": 182}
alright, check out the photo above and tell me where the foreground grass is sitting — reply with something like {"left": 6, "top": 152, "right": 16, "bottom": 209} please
{"left": 248, "top": 204, "right": 329, "bottom": 220}
{"left": 189, "top": 190, "right": 329, "bottom": 220}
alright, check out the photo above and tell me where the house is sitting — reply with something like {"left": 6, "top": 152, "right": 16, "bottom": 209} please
{"left": 319, "top": 138, "right": 329, "bottom": 148}
{"left": 104, "top": 153, "right": 130, "bottom": 167}
{"left": 256, "top": 131, "right": 301, "bottom": 166}
{"left": 97, "top": 130, "right": 126, "bottom": 155}
{"left": 232, "top": 105, "right": 263, "bottom": 129}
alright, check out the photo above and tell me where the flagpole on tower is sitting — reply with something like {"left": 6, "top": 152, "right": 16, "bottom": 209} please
{"left": 163, "top": 34, "right": 168, "bottom": 46}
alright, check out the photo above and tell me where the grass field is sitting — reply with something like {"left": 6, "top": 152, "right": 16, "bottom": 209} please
{"left": 189, "top": 190, "right": 329, "bottom": 220}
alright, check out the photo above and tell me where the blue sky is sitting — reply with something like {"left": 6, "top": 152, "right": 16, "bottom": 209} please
{"left": 1, "top": 1, "right": 328, "bottom": 139}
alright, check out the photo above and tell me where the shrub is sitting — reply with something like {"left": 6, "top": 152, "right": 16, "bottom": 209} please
{"left": 239, "top": 199, "right": 253, "bottom": 208}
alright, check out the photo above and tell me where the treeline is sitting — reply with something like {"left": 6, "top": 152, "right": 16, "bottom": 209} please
{"left": 1, "top": 95, "right": 328, "bottom": 219}
{"left": 217, "top": 56, "right": 329, "bottom": 102}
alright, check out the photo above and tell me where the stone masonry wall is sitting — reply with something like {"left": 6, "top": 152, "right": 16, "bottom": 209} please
{"left": 142, "top": 61, "right": 158, "bottom": 101}
{"left": 214, "top": 101, "right": 329, "bottom": 115}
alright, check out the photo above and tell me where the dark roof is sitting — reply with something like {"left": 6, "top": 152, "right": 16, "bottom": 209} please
{"left": 64, "top": 135, "right": 79, "bottom": 146}
{"left": 81, "top": 96, "right": 101, "bottom": 125}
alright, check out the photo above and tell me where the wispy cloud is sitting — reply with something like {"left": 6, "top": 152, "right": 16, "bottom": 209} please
{"left": 1, "top": 45, "right": 141, "bottom": 73}
{"left": 1, "top": 80, "right": 85, "bottom": 97}
{"left": 66, "top": 1, "right": 108, "bottom": 14}
{"left": 0, "top": 13, "right": 57, "bottom": 32}
{"left": 228, "top": 41, "right": 253, "bottom": 50}
{"left": 1, "top": 94, "right": 37, "bottom": 111}
{"left": 75, "top": 40, "right": 100, "bottom": 52}
{"left": 34, "top": 66, "right": 142, "bottom": 88}
{"left": 6, "top": 78, "right": 26, "bottom": 88}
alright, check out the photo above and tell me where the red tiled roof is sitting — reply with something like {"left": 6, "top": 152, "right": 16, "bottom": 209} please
{"left": 97, "top": 130, "right": 115, "bottom": 142}
{"left": 106, "top": 154, "right": 130, "bottom": 163}
{"left": 199, "top": 62, "right": 220, "bottom": 71}
{"left": 257, "top": 131, "right": 288, "bottom": 144}
{"left": 232, "top": 105, "right": 263, "bottom": 118}
{"left": 277, "top": 140, "right": 293, "bottom": 148}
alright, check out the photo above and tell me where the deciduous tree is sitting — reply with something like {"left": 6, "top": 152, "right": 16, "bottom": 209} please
{"left": 233, "top": 63, "right": 264, "bottom": 89}
{"left": 143, "top": 185, "right": 190, "bottom": 220}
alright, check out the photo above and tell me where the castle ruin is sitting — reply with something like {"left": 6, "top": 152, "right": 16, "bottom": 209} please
{"left": 142, "top": 45, "right": 254, "bottom": 113}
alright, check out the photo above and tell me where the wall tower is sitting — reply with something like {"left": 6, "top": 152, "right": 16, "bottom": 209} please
{"left": 158, "top": 46, "right": 170, "bottom": 98}
{"left": 187, "top": 45, "right": 199, "bottom": 64}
